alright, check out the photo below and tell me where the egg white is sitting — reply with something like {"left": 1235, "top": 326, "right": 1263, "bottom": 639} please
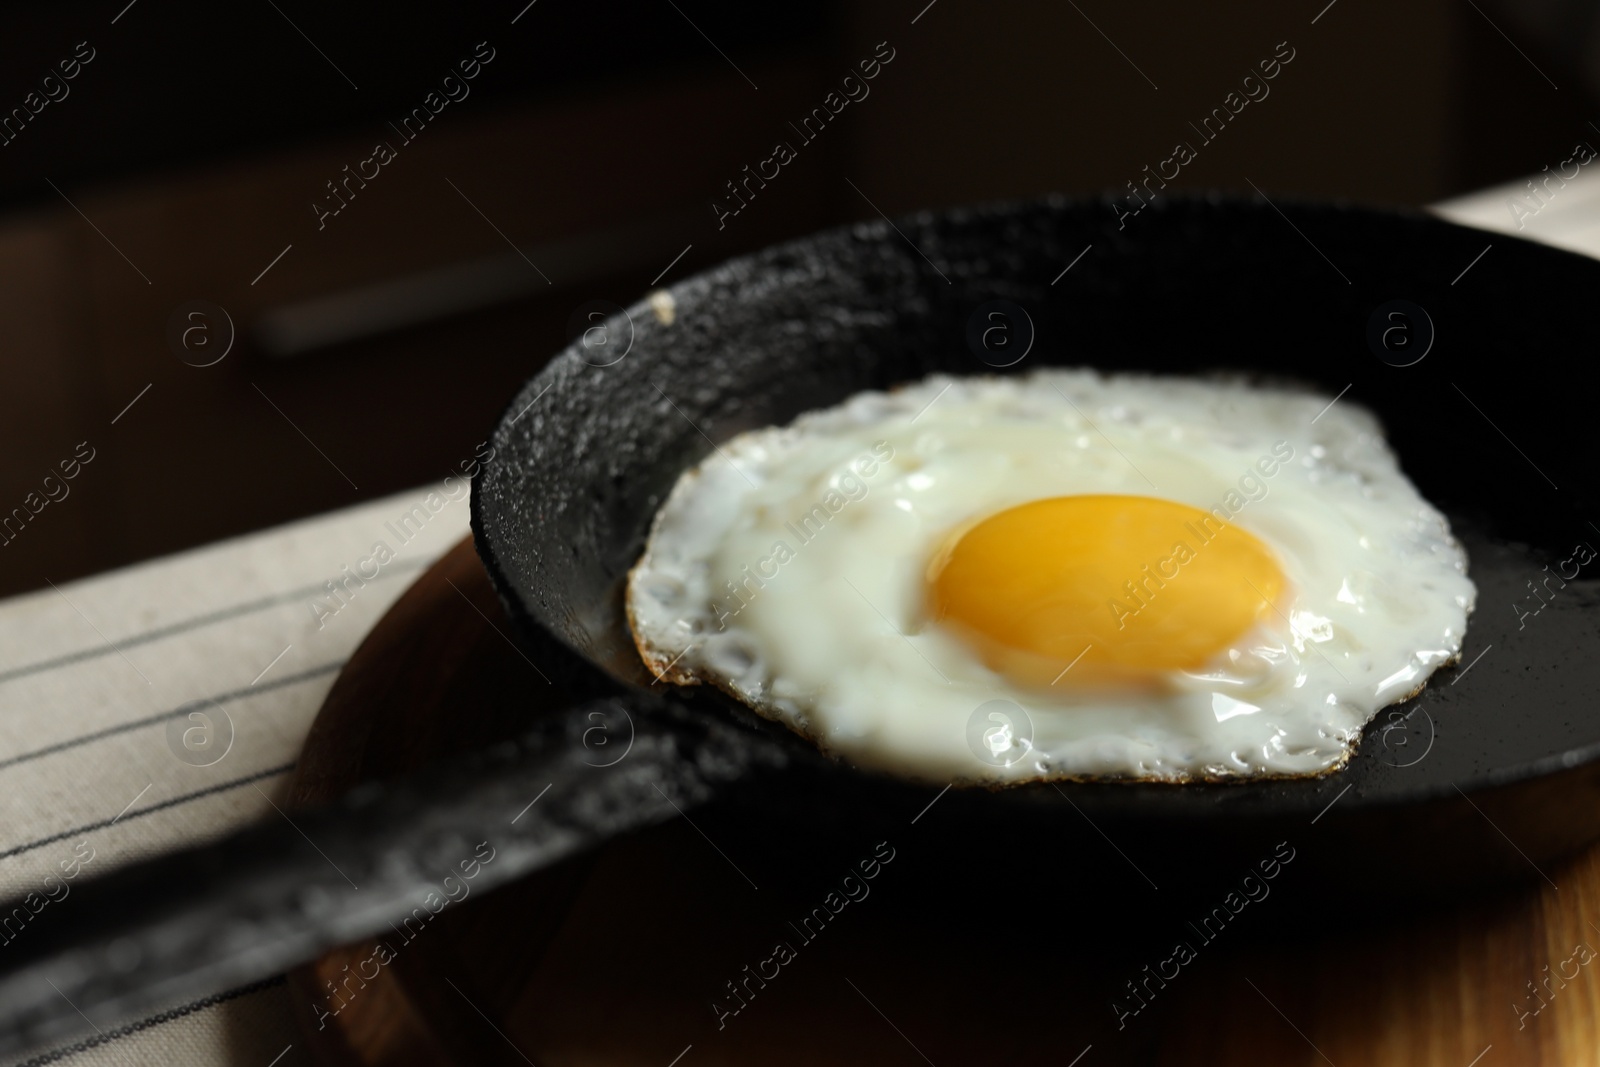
{"left": 626, "top": 370, "right": 1475, "bottom": 784}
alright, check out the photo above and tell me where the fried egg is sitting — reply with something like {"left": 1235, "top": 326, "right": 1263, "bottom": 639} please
{"left": 626, "top": 370, "right": 1475, "bottom": 784}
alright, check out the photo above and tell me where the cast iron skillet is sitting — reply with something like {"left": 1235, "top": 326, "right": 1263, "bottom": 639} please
{"left": 472, "top": 192, "right": 1600, "bottom": 881}
{"left": 0, "top": 194, "right": 1596, "bottom": 1056}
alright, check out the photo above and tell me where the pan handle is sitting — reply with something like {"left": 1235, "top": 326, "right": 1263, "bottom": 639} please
{"left": 0, "top": 692, "right": 782, "bottom": 1058}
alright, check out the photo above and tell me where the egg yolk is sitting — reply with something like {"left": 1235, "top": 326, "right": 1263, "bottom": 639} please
{"left": 927, "top": 495, "right": 1285, "bottom": 683}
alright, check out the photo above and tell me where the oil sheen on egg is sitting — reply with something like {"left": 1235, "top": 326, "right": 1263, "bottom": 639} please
{"left": 626, "top": 370, "right": 1476, "bottom": 785}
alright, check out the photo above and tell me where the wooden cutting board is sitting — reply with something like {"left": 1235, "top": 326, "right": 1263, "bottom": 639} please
{"left": 283, "top": 536, "right": 1600, "bottom": 1066}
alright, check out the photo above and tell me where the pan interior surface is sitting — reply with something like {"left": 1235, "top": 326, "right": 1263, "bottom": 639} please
{"left": 472, "top": 194, "right": 1600, "bottom": 821}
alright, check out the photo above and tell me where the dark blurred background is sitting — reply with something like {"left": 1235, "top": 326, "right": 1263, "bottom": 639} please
{"left": 1, "top": 0, "right": 1593, "bottom": 596}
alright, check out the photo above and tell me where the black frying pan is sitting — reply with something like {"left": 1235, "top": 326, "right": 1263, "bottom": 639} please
{"left": 0, "top": 194, "right": 1596, "bottom": 1055}
{"left": 473, "top": 191, "right": 1600, "bottom": 856}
